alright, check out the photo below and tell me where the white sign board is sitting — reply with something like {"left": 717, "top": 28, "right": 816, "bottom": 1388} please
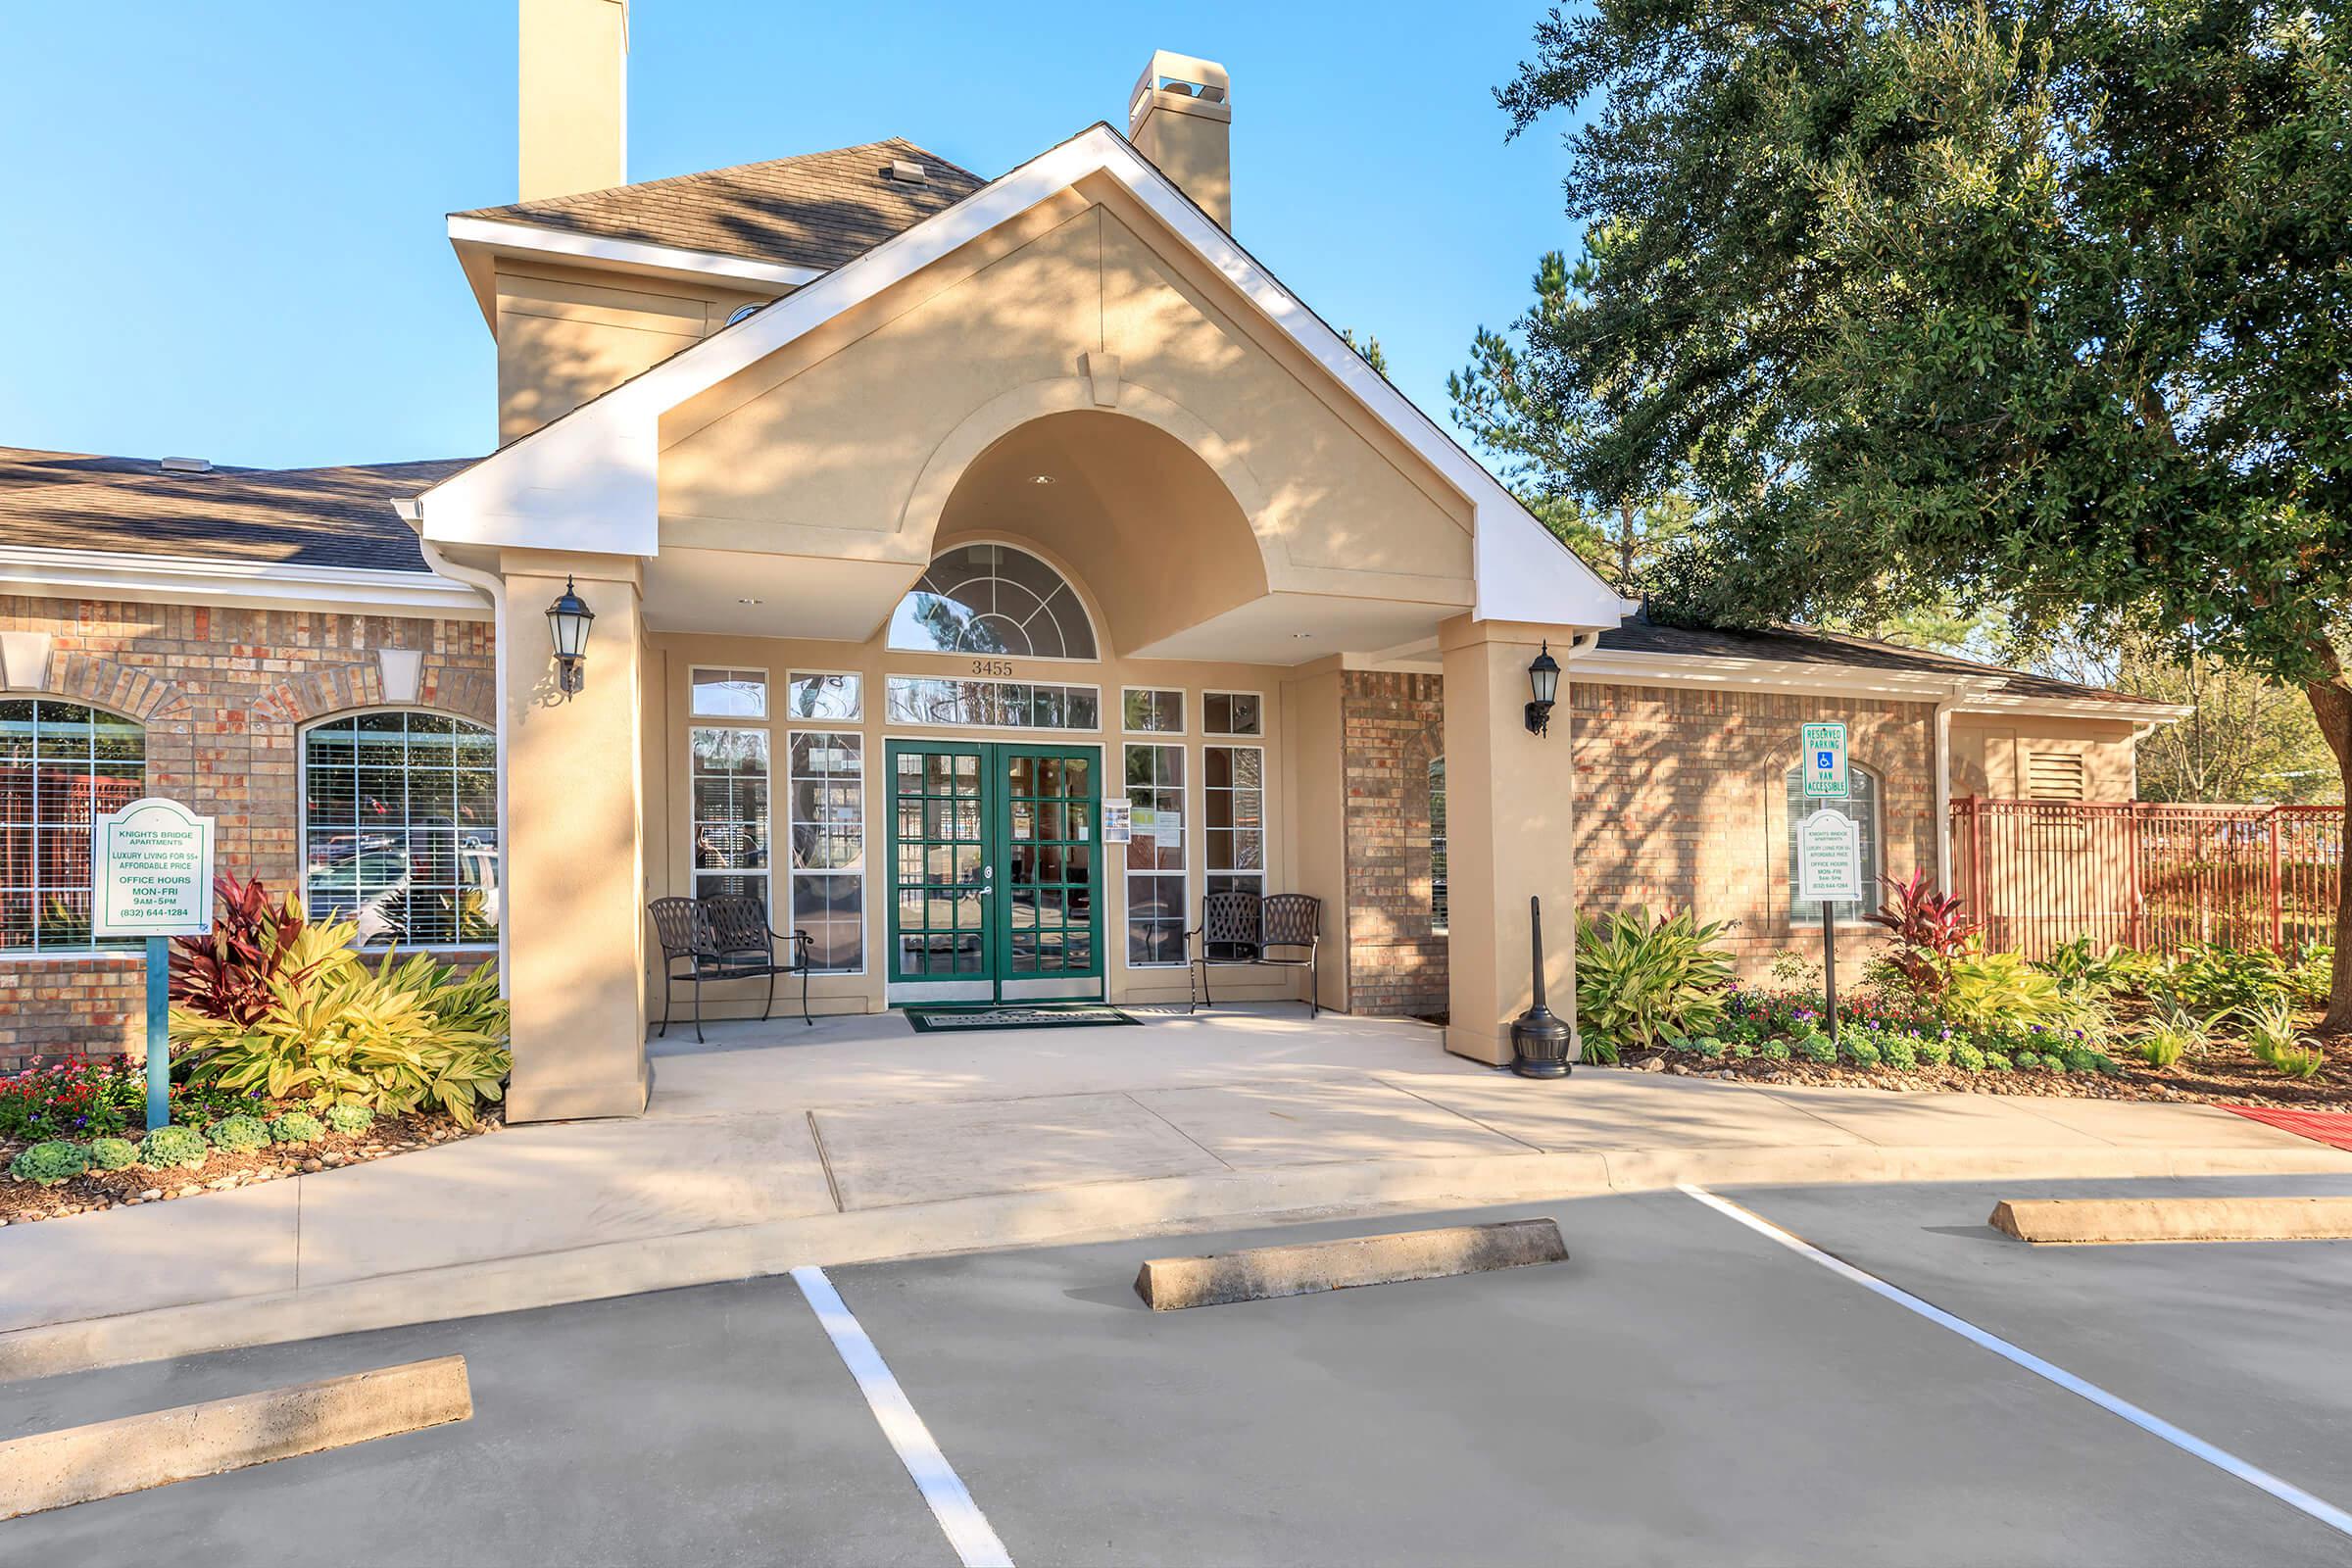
{"left": 1801, "top": 721, "right": 1850, "bottom": 799}
{"left": 1796, "top": 809, "right": 1863, "bottom": 906}
{"left": 1100, "top": 797, "right": 1133, "bottom": 845}
{"left": 92, "top": 798, "right": 215, "bottom": 938}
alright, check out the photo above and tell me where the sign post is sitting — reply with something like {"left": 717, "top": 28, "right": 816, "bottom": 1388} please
{"left": 92, "top": 798, "right": 215, "bottom": 1131}
{"left": 1796, "top": 721, "right": 1854, "bottom": 1036}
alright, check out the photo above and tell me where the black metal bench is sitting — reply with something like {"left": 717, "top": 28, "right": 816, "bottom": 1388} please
{"left": 649, "top": 894, "right": 813, "bottom": 1042}
{"left": 1187, "top": 890, "right": 1322, "bottom": 1017}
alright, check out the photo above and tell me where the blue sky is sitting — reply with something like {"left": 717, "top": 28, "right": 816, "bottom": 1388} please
{"left": 0, "top": 2, "right": 1586, "bottom": 472}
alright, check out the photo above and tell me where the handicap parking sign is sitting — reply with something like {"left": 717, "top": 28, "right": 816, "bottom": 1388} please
{"left": 1801, "top": 723, "right": 1849, "bottom": 799}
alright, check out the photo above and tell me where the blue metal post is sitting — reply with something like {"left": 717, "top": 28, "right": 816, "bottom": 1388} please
{"left": 145, "top": 935, "right": 171, "bottom": 1132}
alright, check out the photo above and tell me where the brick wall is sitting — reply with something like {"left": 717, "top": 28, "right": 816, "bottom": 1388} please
{"left": 1340, "top": 670, "right": 1447, "bottom": 1017}
{"left": 1569, "top": 681, "right": 1936, "bottom": 974}
{"left": 1, "top": 593, "right": 494, "bottom": 1070}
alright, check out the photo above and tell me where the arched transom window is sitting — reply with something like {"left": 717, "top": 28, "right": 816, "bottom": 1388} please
{"left": 1784, "top": 761, "right": 1881, "bottom": 925}
{"left": 887, "top": 543, "right": 1099, "bottom": 662}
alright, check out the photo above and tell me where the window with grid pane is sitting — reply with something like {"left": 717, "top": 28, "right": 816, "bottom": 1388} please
{"left": 302, "top": 710, "right": 495, "bottom": 949}
{"left": 788, "top": 731, "right": 864, "bottom": 973}
{"left": 1784, "top": 762, "right": 1881, "bottom": 925}
{"left": 1124, "top": 743, "right": 1187, "bottom": 965}
{"left": 891, "top": 749, "right": 985, "bottom": 977}
{"left": 1203, "top": 744, "right": 1265, "bottom": 959}
{"left": 0, "top": 700, "right": 145, "bottom": 953}
{"left": 690, "top": 727, "right": 770, "bottom": 908}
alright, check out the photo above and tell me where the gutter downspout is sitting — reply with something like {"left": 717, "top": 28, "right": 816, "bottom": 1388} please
{"left": 398, "top": 502, "right": 512, "bottom": 999}
{"left": 1934, "top": 692, "right": 1959, "bottom": 895}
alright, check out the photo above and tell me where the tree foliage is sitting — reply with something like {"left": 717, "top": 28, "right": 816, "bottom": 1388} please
{"left": 1496, "top": 0, "right": 2352, "bottom": 1024}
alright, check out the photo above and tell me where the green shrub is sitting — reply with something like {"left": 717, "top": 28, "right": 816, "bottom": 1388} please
{"left": 1983, "top": 1050, "right": 2013, "bottom": 1072}
{"left": 2013, "top": 1050, "right": 2040, "bottom": 1069}
{"left": 1952, "top": 1040, "right": 1986, "bottom": 1071}
{"left": 2265, "top": 1043, "right": 2327, "bottom": 1080}
{"left": 2166, "top": 943, "right": 2293, "bottom": 1016}
{"left": 139, "top": 1124, "right": 210, "bottom": 1171}
{"left": 1581, "top": 1033, "right": 1621, "bottom": 1066}
{"left": 87, "top": 1136, "right": 139, "bottom": 1171}
{"left": 1944, "top": 951, "right": 2097, "bottom": 1035}
{"left": 1762, "top": 1040, "right": 1792, "bottom": 1062}
{"left": 1845, "top": 1038, "right": 1883, "bottom": 1067}
{"left": 1732, "top": 1043, "right": 1756, "bottom": 1059}
{"left": 9, "top": 1139, "right": 89, "bottom": 1187}
{"left": 1915, "top": 1037, "right": 1951, "bottom": 1067}
{"left": 324, "top": 1102, "right": 375, "bottom": 1136}
{"left": 207, "top": 1113, "right": 270, "bottom": 1152}
{"left": 1692, "top": 1036, "right": 1726, "bottom": 1059}
{"left": 268, "top": 1110, "right": 324, "bottom": 1146}
{"left": 172, "top": 918, "right": 512, "bottom": 1128}
{"left": 2245, "top": 998, "right": 2304, "bottom": 1062}
{"left": 1798, "top": 1033, "right": 1837, "bottom": 1064}
{"left": 1884, "top": 1037, "right": 1920, "bottom": 1070}
{"left": 2288, "top": 943, "right": 2334, "bottom": 1006}
{"left": 2061, "top": 1046, "right": 2099, "bottom": 1074}
{"left": 2136, "top": 1004, "right": 2215, "bottom": 1069}
{"left": 1574, "top": 907, "right": 1736, "bottom": 1056}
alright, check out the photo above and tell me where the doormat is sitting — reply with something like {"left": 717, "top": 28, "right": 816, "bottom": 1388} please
{"left": 904, "top": 1004, "right": 1139, "bottom": 1033}
{"left": 2219, "top": 1104, "right": 2352, "bottom": 1152}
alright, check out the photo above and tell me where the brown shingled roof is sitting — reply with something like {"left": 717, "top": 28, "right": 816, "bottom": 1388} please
{"left": 453, "top": 138, "right": 988, "bottom": 273}
{"left": 0, "top": 449, "right": 477, "bottom": 572}
{"left": 1595, "top": 617, "right": 2172, "bottom": 709}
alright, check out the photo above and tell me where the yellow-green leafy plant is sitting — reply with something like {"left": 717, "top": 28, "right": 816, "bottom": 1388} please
{"left": 2136, "top": 1003, "right": 2213, "bottom": 1069}
{"left": 1940, "top": 949, "right": 2098, "bottom": 1036}
{"left": 1575, "top": 906, "right": 1736, "bottom": 1056}
{"left": 2245, "top": 999, "right": 2326, "bottom": 1080}
{"left": 171, "top": 915, "right": 512, "bottom": 1129}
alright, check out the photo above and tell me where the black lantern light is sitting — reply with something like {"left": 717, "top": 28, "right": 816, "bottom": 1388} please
{"left": 1524, "top": 640, "right": 1561, "bottom": 735}
{"left": 546, "top": 575, "right": 596, "bottom": 697}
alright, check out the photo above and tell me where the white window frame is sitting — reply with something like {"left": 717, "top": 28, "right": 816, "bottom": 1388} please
{"left": 786, "top": 728, "right": 868, "bottom": 975}
{"left": 1202, "top": 690, "right": 1266, "bottom": 739}
{"left": 688, "top": 664, "right": 770, "bottom": 720}
{"left": 1202, "top": 742, "right": 1268, "bottom": 957}
{"left": 883, "top": 674, "right": 1104, "bottom": 731}
{"left": 1120, "top": 687, "right": 1187, "bottom": 737}
{"left": 689, "top": 723, "right": 774, "bottom": 911}
{"left": 297, "top": 706, "right": 499, "bottom": 953}
{"left": 1121, "top": 741, "right": 1190, "bottom": 968}
{"left": 784, "top": 669, "right": 863, "bottom": 723}
{"left": 0, "top": 697, "right": 146, "bottom": 958}
{"left": 884, "top": 538, "right": 1104, "bottom": 664}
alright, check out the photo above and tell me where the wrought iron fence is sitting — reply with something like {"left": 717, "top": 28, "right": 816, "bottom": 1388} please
{"left": 1948, "top": 797, "right": 2343, "bottom": 960}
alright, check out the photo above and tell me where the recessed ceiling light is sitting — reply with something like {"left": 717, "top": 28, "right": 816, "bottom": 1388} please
{"left": 737, "top": 597, "right": 762, "bottom": 606}
{"left": 1030, "top": 473, "right": 1055, "bottom": 485}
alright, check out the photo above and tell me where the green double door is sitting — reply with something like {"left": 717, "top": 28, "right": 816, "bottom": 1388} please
{"left": 886, "top": 740, "right": 1104, "bottom": 1004}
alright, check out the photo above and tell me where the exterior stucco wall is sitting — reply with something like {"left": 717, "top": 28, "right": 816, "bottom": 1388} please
{"left": 1569, "top": 679, "right": 1940, "bottom": 976}
{"left": 0, "top": 593, "right": 496, "bottom": 1070}
{"left": 497, "top": 260, "right": 771, "bottom": 443}
{"left": 1950, "top": 713, "right": 2141, "bottom": 802}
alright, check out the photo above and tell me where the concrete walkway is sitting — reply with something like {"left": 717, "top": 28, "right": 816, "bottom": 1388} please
{"left": 7, "top": 1007, "right": 2348, "bottom": 1378}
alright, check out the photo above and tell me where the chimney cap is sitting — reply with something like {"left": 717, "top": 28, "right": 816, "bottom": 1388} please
{"left": 1130, "top": 49, "right": 1231, "bottom": 122}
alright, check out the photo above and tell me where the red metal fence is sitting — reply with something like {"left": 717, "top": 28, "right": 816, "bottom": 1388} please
{"left": 1949, "top": 798, "right": 2343, "bottom": 960}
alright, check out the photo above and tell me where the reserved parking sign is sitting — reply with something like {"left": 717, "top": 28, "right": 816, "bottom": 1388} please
{"left": 1801, "top": 722, "right": 1849, "bottom": 799}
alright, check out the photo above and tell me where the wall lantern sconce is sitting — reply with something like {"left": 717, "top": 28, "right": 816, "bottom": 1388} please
{"left": 1525, "top": 641, "right": 1561, "bottom": 736}
{"left": 546, "top": 576, "right": 596, "bottom": 698}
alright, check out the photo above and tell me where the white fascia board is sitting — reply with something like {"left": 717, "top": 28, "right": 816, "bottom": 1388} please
{"left": 447, "top": 215, "right": 828, "bottom": 293}
{"left": 1572, "top": 647, "right": 2001, "bottom": 704}
{"left": 0, "top": 546, "right": 491, "bottom": 620}
{"left": 415, "top": 123, "right": 1629, "bottom": 628}
{"left": 1954, "top": 692, "right": 2193, "bottom": 723}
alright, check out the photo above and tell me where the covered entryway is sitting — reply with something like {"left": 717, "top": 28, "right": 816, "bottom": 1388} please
{"left": 885, "top": 739, "right": 1104, "bottom": 1004}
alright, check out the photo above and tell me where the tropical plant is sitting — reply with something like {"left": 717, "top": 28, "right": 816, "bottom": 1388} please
{"left": 1866, "top": 870, "right": 1982, "bottom": 1000}
{"left": 171, "top": 874, "right": 312, "bottom": 1027}
{"left": 2164, "top": 944, "right": 2296, "bottom": 1017}
{"left": 1574, "top": 906, "right": 1736, "bottom": 1055}
{"left": 2034, "top": 938, "right": 2131, "bottom": 1000}
{"left": 9, "top": 1139, "right": 89, "bottom": 1187}
{"left": 1941, "top": 952, "right": 2095, "bottom": 1036}
{"left": 172, "top": 917, "right": 512, "bottom": 1128}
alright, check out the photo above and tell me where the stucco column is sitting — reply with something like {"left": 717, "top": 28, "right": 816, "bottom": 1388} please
{"left": 500, "top": 550, "right": 651, "bottom": 1121}
{"left": 1440, "top": 616, "right": 1582, "bottom": 1065}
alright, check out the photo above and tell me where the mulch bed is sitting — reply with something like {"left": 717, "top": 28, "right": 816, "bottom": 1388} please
{"left": 1629, "top": 1042, "right": 2352, "bottom": 1112}
{"left": 0, "top": 1108, "right": 501, "bottom": 1227}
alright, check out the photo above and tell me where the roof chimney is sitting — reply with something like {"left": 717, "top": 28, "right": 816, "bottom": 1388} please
{"left": 1128, "top": 51, "right": 1232, "bottom": 229}
{"left": 518, "top": 0, "right": 629, "bottom": 202}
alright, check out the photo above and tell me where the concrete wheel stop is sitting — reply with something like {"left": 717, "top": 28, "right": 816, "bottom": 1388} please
{"left": 1991, "top": 1196, "right": 2352, "bottom": 1246}
{"left": 0, "top": 1354, "right": 472, "bottom": 1520}
{"left": 1135, "top": 1217, "right": 1570, "bottom": 1310}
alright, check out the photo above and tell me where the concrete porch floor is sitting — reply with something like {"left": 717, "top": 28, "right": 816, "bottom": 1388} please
{"left": 8, "top": 1005, "right": 2352, "bottom": 1377}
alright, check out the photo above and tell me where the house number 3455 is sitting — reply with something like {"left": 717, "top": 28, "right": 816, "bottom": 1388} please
{"left": 969, "top": 659, "right": 1015, "bottom": 677}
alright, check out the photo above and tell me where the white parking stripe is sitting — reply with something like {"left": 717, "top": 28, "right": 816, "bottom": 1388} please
{"left": 1680, "top": 1185, "right": 2352, "bottom": 1542}
{"left": 791, "top": 1265, "right": 1015, "bottom": 1568}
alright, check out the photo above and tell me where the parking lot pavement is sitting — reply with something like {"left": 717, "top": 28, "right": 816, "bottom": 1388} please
{"left": 8, "top": 1179, "right": 2352, "bottom": 1566}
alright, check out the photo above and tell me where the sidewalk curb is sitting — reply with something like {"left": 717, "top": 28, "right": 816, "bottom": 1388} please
{"left": 6, "top": 1142, "right": 2351, "bottom": 1382}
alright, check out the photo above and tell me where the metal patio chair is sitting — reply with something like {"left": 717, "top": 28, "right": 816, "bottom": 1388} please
{"left": 649, "top": 894, "right": 813, "bottom": 1042}
{"left": 1187, "top": 889, "right": 1321, "bottom": 1017}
